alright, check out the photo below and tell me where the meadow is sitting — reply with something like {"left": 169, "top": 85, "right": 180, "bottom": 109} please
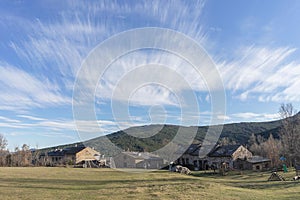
{"left": 0, "top": 167, "right": 299, "bottom": 200}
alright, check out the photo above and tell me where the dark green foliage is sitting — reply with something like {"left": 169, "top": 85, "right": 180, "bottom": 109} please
{"left": 40, "top": 116, "right": 290, "bottom": 157}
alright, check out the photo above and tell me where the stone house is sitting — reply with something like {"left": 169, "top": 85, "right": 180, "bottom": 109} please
{"left": 175, "top": 143, "right": 208, "bottom": 170}
{"left": 208, "top": 144, "right": 253, "bottom": 169}
{"left": 112, "top": 151, "right": 164, "bottom": 169}
{"left": 176, "top": 144, "right": 254, "bottom": 170}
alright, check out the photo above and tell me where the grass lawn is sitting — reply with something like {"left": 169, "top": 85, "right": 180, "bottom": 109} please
{"left": 0, "top": 167, "right": 299, "bottom": 200}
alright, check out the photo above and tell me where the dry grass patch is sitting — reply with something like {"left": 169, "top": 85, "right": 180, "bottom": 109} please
{"left": 0, "top": 167, "right": 299, "bottom": 200}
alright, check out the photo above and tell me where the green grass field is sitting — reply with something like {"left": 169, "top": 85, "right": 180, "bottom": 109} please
{"left": 0, "top": 167, "right": 299, "bottom": 200}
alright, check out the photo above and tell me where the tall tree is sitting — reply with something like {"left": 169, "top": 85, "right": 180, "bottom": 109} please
{"left": 263, "top": 134, "right": 282, "bottom": 167}
{"left": 20, "top": 144, "right": 32, "bottom": 167}
{"left": 0, "top": 134, "right": 9, "bottom": 166}
{"left": 279, "top": 103, "right": 300, "bottom": 167}
{"left": 0, "top": 134, "right": 7, "bottom": 151}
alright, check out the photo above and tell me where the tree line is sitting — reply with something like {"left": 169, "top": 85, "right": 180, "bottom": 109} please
{"left": 249, "top": 103, "right": 300, "bottom": 168}
{"left": 0, "top": 135, "right": 33, "bottom": 167}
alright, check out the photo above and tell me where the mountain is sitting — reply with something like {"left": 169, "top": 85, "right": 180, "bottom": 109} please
{"left": 86, "top": 119, "right": 283, "bottom": 156}
{"left": 41, "top": 115, "right": 289, "bottom": 156}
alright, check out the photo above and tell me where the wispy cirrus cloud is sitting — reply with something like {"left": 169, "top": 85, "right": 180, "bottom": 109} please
{"left": 0, "top": 62, "right": 71, "bottom": 111}
{"left": 218, "top": 45, "right": 300, "bottom": 102}
{"left": 1, "top": 0, "right": 299, "bottom": 140}
{"left": 17, "top": 115, "right": 46, "bottom": 121}
{"left": 95, "top": 50, "right": 211, "bottom": 108}
{"left": 0, "top": 114, "right": 117, "bottom": 136}
{"left": 0, "top": 116, "right": 20, "bottom": 123}
{"left": 1, "top": 0, "right": 208, "bottom": 111}
{"left": 7, "top": 0, "right": 207, "bottom": 76}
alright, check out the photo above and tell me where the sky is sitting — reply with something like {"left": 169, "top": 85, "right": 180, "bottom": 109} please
{"left": 1, "top": 0, "right": 300, "bottom": 150}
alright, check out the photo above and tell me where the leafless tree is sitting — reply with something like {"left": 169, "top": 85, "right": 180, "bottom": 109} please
{"left": 249, "top": 133, "right": 281, "bottom": 167}
{"left": 0, "top": 134, "right": 7, "bottom": 151}
{"left": 20, "top": 144, "right": 32, "bottom": 166}
{"left": 11, "top": 146, "right": 20, "bottom": 166}
{"left": 10, "top": 144, "right": 32, "bottom": 167}
{"left": 279, "top": 103, "right": 300, "bottom": 167}
{"left": 263, "top": 134, "right": 282, "bottom": 167}
{"left": 0, "top": 134, "right": 9, "bottom": 166}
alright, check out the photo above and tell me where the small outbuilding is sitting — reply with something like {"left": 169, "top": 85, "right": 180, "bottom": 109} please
{"left": 235, "top": 156, "right": 271, "bottom": 171}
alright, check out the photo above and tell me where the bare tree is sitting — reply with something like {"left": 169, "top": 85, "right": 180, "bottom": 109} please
{"left": 0, "top": 134, "right": 9, "bottom": 166}
{"left": 279, "top": 103, "right": 300, "bottom": 167}
{"left": 12, "top": 146, "right": 21, "bottom": 166}
{"left": 0, "top": 134, "right": 7, "bottom": 151}
{"left": 263, "top": 134, "right": 282, "bottom": 167}
{"left": 10, "top": 144, "right": 32, "bottom": 167}
{"left": 249, "top": 133, "right": 281, "bottom": 167}
{"left": 20, "top": 144, "right": 32, "bottom": 166}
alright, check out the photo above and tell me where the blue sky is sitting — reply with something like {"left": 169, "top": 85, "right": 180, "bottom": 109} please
{"left": 1, "top": 0, "right": 300, "bottom": 150}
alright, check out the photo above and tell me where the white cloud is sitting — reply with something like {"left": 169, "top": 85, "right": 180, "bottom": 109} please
{"left": 230, "top": 112, "right": 279, "bottom": 122}
{"left": 0, "top": 114, "right": 117, "bottom": 138}
{"left": 0, "top": 63, "right": 71, "bottom": 111}
{"left": 95, "top": 50, "right": 210, "bottom": 107}
{"left": 217, "top": 115, "right": 230, "bottom": 120}
{"left": 0, "top": 116, "right": 20, "bottom": 123}
{"left": 2, "top": 1, "right": 208, "bottom": 110}
{"left": 17, "top": 115, "right": 46, "bottom": 121}
{"left": 7, "top": 1, "right": 206, "bottom": 78}
{"left": 2, "top": 0, "right": 299, "bottom": 137}
{"left": 218, "top": 45, "right": 300, "bottom": 102}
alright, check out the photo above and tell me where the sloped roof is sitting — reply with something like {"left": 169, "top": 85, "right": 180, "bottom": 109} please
{"left": 47, "top": 149, "right": 64, "bottom": 157}
{"left": 208, "top": 144, "right": 241, "bottom": 157}
{"left": 123, "top": 152, "right": 162, "bottom": 160}
{"left": 63, "top": 146, "right": 85, "bottom": 155}
{"left": 185, "top": 144, "right": 202, "bottom": 155}
{"left": 247, "top": 156, "right": 270, "bottom": 163}
{"left": 46, "top": 145, "right": 86, "bottom": 157}
{"left": 76, "top": 147, "right": 100, "bottom": 163}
